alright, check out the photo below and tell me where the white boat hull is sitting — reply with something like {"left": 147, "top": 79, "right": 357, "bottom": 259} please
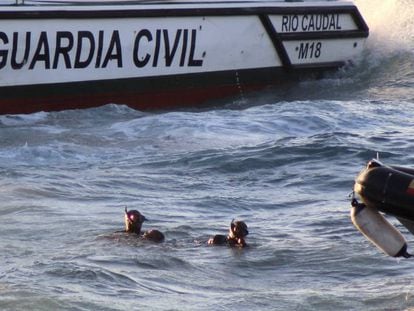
{"left": 0, "top": 0, "right": 369, "bottom": 113}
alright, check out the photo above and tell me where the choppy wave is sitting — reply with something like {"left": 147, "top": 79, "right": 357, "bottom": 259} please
{"left": 2, "top": 96, "right": 414, "bottom": 310}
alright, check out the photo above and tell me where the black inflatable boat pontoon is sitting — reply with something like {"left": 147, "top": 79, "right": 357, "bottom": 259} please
{"left": 351, "top": 159, "right": 414, "bottom": 258}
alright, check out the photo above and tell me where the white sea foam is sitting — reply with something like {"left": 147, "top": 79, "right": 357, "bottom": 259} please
{"left": 0, "top": 111, "right": 49, "bottom": 126}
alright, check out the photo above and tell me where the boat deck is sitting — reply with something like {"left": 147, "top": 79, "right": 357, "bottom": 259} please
{"left": 0, "top": 0, "right": 357, "bottom": 8}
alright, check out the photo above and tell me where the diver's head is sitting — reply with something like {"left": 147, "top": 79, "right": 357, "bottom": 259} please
{"left": 124, "top": 207, "right": 147, "bottom": 234}
{"left": 228, "top": 219, "right": 249, "bottom": 246}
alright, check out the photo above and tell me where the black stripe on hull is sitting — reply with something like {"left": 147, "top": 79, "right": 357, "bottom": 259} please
{"left": 260, "top": 14, "right": 292, "bottom": 68}
{"left": 0, "top": 4, "right": 366, "bottom": 22}
{"left": 0, "top": 5, "right": 370, "bottom": 41}
{"left": 0, "top": 3, "right": 369, "bottom": 37}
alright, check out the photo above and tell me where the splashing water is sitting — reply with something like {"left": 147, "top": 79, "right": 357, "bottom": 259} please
{"left": 354, "top": 0, "right": 414, "bottom": 53}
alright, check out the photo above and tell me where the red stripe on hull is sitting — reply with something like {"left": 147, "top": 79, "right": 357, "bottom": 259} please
{"left": 0, "top": 67, "right": 337, "bottom": 115}
{"left": 407, "top": 187, "right": 414, "bottom": 196}
{"left": 0, "top": 84, "right": 255, "bottom": 115}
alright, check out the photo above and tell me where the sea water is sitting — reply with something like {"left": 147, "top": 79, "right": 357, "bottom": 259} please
{"left": 0, "top": 0, "right": 414, "bottom": 310}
